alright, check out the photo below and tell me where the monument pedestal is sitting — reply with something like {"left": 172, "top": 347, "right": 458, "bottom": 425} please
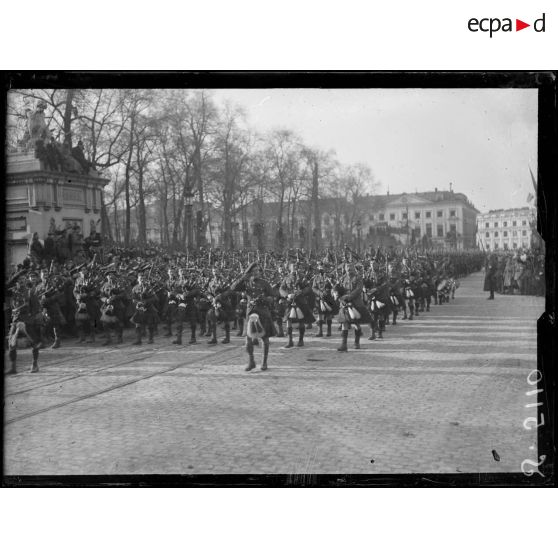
{"left": 6, "top": 148, "right": 110, "bottom": 265}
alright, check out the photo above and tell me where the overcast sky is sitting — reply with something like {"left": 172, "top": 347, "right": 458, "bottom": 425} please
{"left": 212, "top": 88, "right": 538, "bottom": 213}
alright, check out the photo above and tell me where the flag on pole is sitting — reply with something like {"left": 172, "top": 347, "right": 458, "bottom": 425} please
{"left": 528, "top": 165, "right": 541, "bottom": 246}
{"left": 529, "top": 166, "right": 538, "bottom": 194}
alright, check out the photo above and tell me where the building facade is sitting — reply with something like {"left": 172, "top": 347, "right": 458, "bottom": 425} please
{"left": 198, "top": 188, "right": 479, "bottom": 251}
{"left": 476, "top": 207, "right": 535, "bottom": 251}
{"left": 114, "top": 188, "right": 480, "bottom": 251}
{"left": 235, "top": 189, "right": 479, "bottom": 251}
{"left": 6, "top": 149, "right": 109, "bottom": 264}
{"left": 353, "top": 189, "right": 479, "bottom": 250}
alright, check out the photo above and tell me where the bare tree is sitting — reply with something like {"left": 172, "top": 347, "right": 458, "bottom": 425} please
{"left": 262, "top": 129, "right": 305, "bottom": 251}
{"left": 299, "top": 147, "right": 338, "bottom": 252}
{"left": 7, "top": 89, "right": 81, "bottom": 144}
{"left": 117, "top": 90, "right": 155, "bottom": 246}
{"left": 327, "top": 162, "right": 380, "bottom": 249}
{"left": 149, "top": 90, "right": 218, "bottom": 250}
{"left": 206, "top": 103, "right": 253, "bottom": 250}
{"left": 8, "top": 89, "right": 382, "bottom": 254}
{"left": 185, "top": 90, "right": 217, "bottom": 246}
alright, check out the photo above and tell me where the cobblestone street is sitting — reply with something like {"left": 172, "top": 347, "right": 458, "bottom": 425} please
{"left": 4, "top": 271, "right": 543, "bottom": 475}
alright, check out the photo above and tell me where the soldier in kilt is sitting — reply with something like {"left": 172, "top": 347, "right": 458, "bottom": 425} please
{"left": 312, "top": 265, "right": 336, "bottom": 337}
{"left": 73, "top": 275, "right": 100, "bottom": 343}
{"left": 171, "top": 274, "right": 200, "bottom": 346}
{"left": 130, "top": 273, "right": 160, "bottom": 345}
{"left": 162, "top": 268, "right": 176, "bottom": 338}
{"left": 271, "top": 282, "right": 287, "bottom": 338}
{"left": 235, "top": 292, "right": 248, "bottom": 337}
{"left": 280, "top": 267, "right": 316, "bottom": 348}
{"left": 432, "top": 272, "right": 441, "bottom": 305}
{"left": 363, "top": 279, "right": 391, "bottom": 341}
{"left": 302, "top": 268, "right": 317, "bottom": 331}
{"left": 6, "top": 270, "right": 45, "bottom": 374}
{"left": 402, "top": 278, "right": 416, "bottom": 320}
{"left": 207, "top": 287, "right": 235, "bottom": 345}
{"left": 436, "top": 273, "right": 450, "bottom": 304}
{"left": 387, "top": 275, "right": 404, "bottom": 325}
{"left": 99, "top": 271, "right": 125, "bottom": 345}
{"left": 197, "top": 291, "right": 211, "bottom": 337}
{"left": 230, "top": 262, "right": 277, "bottom": 372}
{"left": 38, "top": 270, "right": 67, "bottom": 349}
{"left": 419, "top": 272, "right": 434, "bottom": 312}
{"left": 334, "top": 265, "right": 370, "bottom": 351}
{"left": 60, "top": 263, "right": 77, "bottom": 333}
{"left": 409, "top": 272, "right": 421, "bottom": 317}
{"left": 152, "top": 274, "right": 167, "bottom": 336}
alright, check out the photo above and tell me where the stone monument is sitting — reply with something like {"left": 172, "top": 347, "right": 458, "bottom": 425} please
{"left": 6, "top": 102, "right": 110, "bottom": 264}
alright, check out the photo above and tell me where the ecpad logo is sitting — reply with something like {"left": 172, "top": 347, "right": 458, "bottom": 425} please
{"left": 468, "top": 13, "right": 546, "bottom": 37}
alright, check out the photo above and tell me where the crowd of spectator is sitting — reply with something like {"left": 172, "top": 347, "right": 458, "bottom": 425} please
{"left": 484, "top": 249, "right": 545, "bottom": 297}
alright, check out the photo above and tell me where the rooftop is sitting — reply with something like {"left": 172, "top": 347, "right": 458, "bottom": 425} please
{"left": 360, "top": 190, "right": 478, "bottom": 211}
{"left": 481, "top": 207, "right": 531, "bottom": 215}
{"left": 243, "top": 189, "right": 479, "bottom": 217}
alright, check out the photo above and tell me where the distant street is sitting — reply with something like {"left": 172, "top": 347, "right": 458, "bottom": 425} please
{"left": 4, "top": 271, "right": 542, "bottom": 475}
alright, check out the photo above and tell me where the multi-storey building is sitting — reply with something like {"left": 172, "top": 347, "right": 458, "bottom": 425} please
{"left": 476, "top": 207, "right": 535, "bottom": 251}
{"left": 354, "top": 189, "right": 479, "bottom": 250}
{"left": 235, "top": 188, "right": 479, "bottom": 250}
{"left": 206, "top": 188, "right": 479, "bottom": 250}
{"left": 107, "top": 188, "right": 480, "bottom": 251}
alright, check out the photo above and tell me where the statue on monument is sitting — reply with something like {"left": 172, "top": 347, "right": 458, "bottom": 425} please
{"left": 27, "top": 101, "right": 50, "bottom": 146}
{"left": 24, "top": 101, "right": 97, "bottom": 176}
{"left": 59, "top": 141, "right": 85, "bottom": 173}
{"left": 71, "top": 140, "right": 93, "bottom": 174}
{"left": 44, "top": 136, "right": 64, "bottom": 171}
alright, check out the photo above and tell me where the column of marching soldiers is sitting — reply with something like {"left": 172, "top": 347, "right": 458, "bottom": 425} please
{"left": 5, "top": 247, "right": 486, "bottom": 374}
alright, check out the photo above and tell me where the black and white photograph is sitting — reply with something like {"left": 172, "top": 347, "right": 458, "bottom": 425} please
{"left": 2, "top": 73, "right": 555, "bottom": 485}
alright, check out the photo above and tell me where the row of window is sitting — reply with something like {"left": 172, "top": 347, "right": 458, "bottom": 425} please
{"left": 483, "top": 220, "right": 528, "bottom": 228}
{"left": 485, "top": 231, "right": 528, "bottom": 238}
{"left": 373, "top": 209, "right": 457, "bottom": 222}
{"left": 488, "top": 214, "right": 529, "bottom": 219}
{"left": 490, "top": 242, "right": 530, "bottom": 249}
{"left": 412, "top": 223, "right": 457, "bottom": 237}
{"left": 367, "top": 223, "right": 457, "bottom": 237}
{"left": 254, "top": 211, "right": 461, "bottom": 228}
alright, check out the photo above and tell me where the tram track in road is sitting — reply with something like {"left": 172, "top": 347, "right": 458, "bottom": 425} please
{"left": 5, "top": 325, "right": 243, "bottom": 381}
{"left": 11, "top": 340, "right": 147, "bottom": 369}
{"left": 5, "top": 343, "right": 242, "bottom": 425}
{"left": 5, "top": 344, "right": 161, "bottom": 396}
{"left": 5, "top": 336, "right": 247, "bottom": 397}
{"left": 6, "top": 272, "right": 542, "bottom": 425}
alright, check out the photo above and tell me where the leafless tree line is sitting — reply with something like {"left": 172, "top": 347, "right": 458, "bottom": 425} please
{"left": 7, "top": 89, "right": 381, "bottom": 251}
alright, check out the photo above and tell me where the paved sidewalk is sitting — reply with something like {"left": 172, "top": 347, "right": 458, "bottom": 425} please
{"left": 4, "top": 272, "right": 543, "bottom": 475}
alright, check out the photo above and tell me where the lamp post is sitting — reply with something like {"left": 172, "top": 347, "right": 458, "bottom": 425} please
{"left": 185, "top": 188, "right": 194, "bottom": 250}
{"left": 356, "top": 219, "right": 362, "bottom": 255}
{"left": 404, "top": 202, "right": 410, "bottom": 246}
{"left": 233, "top": 221, "right": 240, "bottom": 249}
{"left": 298, "top": 224, "right": 306, "bottom": 250}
